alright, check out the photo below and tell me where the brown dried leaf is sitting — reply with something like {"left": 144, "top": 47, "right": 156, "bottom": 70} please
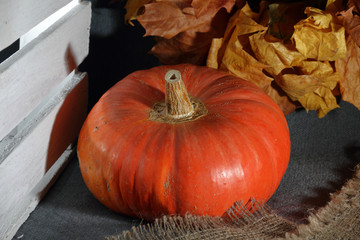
{"left": 138, "top": 1, "right": 196, "bottom": 39}
{"left": 137, "top": 0, "right": 235, "bottom": 39}
{"left": 152, "top": 11, "right": 230, "bottom": 64}
{"left": 292, "top": 7, "right": 347, "bottom": 61}
{"left": 149, "top": 29, "right": 217, "bottom": 65}
{"left": 137, "top": 0, "right": 235, "bottom": 64}
{"left": 347, "top": 0, "right": 360, "bottom": 13}
{"left": 192, "top": 0, "right": 235, "bottom": 18}
{"left": 124, "top": 0, "right": 153, "bottom": 26}
{"left": 335, "top": 37, "right": 360, "bottom": 110}
{"left": 325, "top": 0, "right": 345, "bottom": 12}
{"left": 337, "top": 7, "right": 360, "bottom": 47}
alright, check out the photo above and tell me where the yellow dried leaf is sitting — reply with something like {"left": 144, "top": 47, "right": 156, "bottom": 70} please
{"left": 305, "top": 7, "right": 332, "bottom": 28}
{"left": 335, "top": 37, "right": 360, "bottom": 110}
{"left": 206, "top": 5, "right": 298, "bottom": 114}
{"left": 249, "top": 31, "right": 305, "bottom": 76}
{"left": 292, "top": 7, "right": 346, "bottom": 61}
{"left": 228, "top": 8, "right": 267, "bottom": 36}
{"left": 298, "top": 87, "right": 339, "bottom": 118}
{"left": 276, "top": 74, "right": 319, "bottom": 100}
{"left": 220, "top": 28, "right": 271, "bottom": 88}
{"left": 276, "top": 61, "right": 339, "bottom": 95}
{"left": 207, "top": 38, "right": 223, "bottom": 69}
{"left": 275, "top": 60, "right": 340, "bottom": 117}
{"left": 207, "top": 7, "right": 270, "bottom": 89}
{"left": 297, "top": 60, "right": 334, "bottom": 77}
{"left": 220, "top": 33, "right": 272, "bottom": 89}
{"left": 241, "top": 1, "right": 269, "bottom": 23}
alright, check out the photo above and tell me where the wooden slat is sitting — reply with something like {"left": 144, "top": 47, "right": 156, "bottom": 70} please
{"left": 0, "top": 1, "right": 91, "bottom": 141}
{"left": 0, "top": 0, "right": 72, "bottom": 50}
{"left": 0, "top": 71, "right": 88, "bottom": 240}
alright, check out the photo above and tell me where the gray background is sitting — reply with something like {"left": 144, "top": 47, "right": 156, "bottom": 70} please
{"left": 12, "top": 2, "right": 360, "bottom": 239}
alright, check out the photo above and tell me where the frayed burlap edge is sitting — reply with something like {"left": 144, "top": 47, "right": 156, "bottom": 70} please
{"left": 106, "top": 164, "right": 360, "bottom": 240}
{"left": 283, "top": 164, "right": 360, "bottom": 240}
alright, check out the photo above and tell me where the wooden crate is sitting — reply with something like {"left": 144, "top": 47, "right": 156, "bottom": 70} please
{"left": 0, "top": 1, "right": 91, "bottom": 239}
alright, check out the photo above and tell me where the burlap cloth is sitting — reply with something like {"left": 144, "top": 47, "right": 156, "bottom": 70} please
{"left": 107, "top": 164, "right": 360, "bottom": 240}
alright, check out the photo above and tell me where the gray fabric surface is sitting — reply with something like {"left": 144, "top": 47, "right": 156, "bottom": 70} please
{"left": 13, "top": 100, "right": 360, "bottom": 240}
{"left": 267, "top": 101, "right": 360, "bottom": 224}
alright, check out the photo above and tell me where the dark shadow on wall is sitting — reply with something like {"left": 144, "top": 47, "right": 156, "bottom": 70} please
{"left": 44, "top": 77, "right": 88, "bottom": 172}
{"left": 45, "top": 45, "right": 88, "bottom": 173}
{"left": 78, "top": 1, "right": 160, "bottom": 111}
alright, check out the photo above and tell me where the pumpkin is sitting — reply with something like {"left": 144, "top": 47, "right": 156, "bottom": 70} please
{"left": 77, "top": 64, "right": 290, "bottom": 221}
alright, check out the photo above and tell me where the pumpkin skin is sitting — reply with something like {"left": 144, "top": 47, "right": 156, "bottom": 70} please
{"left": 77, "top": 64, "right": 290, "bottom": 221}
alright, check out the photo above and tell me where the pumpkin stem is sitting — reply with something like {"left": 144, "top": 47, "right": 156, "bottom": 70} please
{"left": 164, "top": 70, "right": 194, "bottom": 119}
{"left": 149, "top": 70, "right": 207, "bottom": 123}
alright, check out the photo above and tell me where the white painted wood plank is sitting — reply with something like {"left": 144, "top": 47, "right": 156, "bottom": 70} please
{"left": 0, "top": 70, "right": 86, "bottom": 163}
{"left": 4, "top": 145, "right": 76, "bottom": 240}
{"left": 0, "top": 71, "right": 88, "bottom": 240}
{"left": 0, "top": 0, "right": 72, "bottom": 50}
{"left": 20, "top": 0, "right": 80, "bottom": 49}
{"left": 0, "top": 2, "right": 91, "bottom": 141}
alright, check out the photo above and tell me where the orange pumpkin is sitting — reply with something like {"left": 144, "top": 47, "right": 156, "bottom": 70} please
{"left": 77, "top": 64, "right": 290, "bottom": 221}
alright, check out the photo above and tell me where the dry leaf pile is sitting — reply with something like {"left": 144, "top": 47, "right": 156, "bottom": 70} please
{"left": 125, "top": 0, "right": 360, "bottom": 117}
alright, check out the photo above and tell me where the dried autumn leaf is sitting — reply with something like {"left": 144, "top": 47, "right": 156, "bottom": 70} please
{"left": 249, "top": 31, "right": 305, "bottom": 76}
{"left": 337, "top": 7, "right": 360, "bottom": 47}
{"left": 220, "top": 36, "right": 272, "bottom": 89}
{"left": 137, "top": 0, "right": 235, "bottom": 39}
{"left": 275, "top": 65, "right": 338, "bottom": 99}
{"left": 298, "top": 87, "right": 339, "bottom": 118}
{"left": 297, "top": 60, "right": 338, "bottom": 81}
{"left": 347, "top": 0, "right": 360, "bottom": 12}
{"left": 335, "top": 37, "right": 360, "bottom": 110}
{"left": 124, "top": 0, "right": 153, "bottom": 26}
{"left": 134, "top": 0, "right": 236, "bottom": 64}
{"left": 192, "top": 0, "right": 235, "bottom": 18}
{"left": 138, "top": 1, "right": 197, "bottom": 39}
{"left": 275, "top": 61, "right": 340, "bottom": 117}
{"left": 241, "top": 0, "right": 269, "bottom": 23}
{"left": 219, "top": 31, "right": 297, "bottom": 114}
{"left": 207, "top": 38, "right": 223, "bottom": 69}
{"left": 292, "top": 7, "right": 347, "bottom": 61}
{"left": 150, "top": 28, "right": 220, "bottom": 65}
{"left": 206, "top": 5, "right": 297, "bottom": 114}
{"left": 325, "top": 0, "right": 345, "bottom": 12}
{"left": 217, "top": 8, "right": 271, "bottom": 89}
